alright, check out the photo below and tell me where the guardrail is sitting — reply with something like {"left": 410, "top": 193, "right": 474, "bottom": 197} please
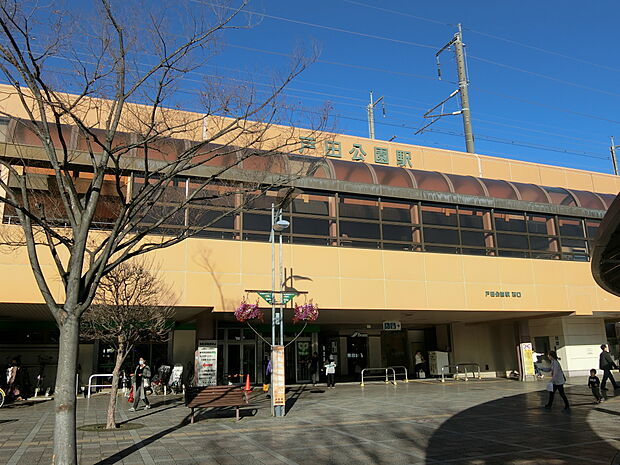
{"left": 360, "top": 367, "right": 397, "bottom": 387}
{"left": 440, "top": 365, "right": 459, "bottom": 383}
{"left": 456, "top": 363, "right": 481, "bottom": 381}
{"left": 389, "top": 365, "right": 409, "bottom": 383}
{"left": 440, "top": 363, "right": 482, "bottom": 382}
{"left": 87, "top": 373, "right": 113, "bottom": 398}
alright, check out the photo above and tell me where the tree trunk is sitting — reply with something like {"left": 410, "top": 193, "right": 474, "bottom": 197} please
{"left": 52, "top": 314, "right": 79, "bottom": 465}
{"left": 106, "top": 343, "right": 125, "bottom": 429}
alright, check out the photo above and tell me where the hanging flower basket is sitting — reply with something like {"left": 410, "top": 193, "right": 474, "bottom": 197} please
{"left": 234, "top": 300, "right": 263, "bottom": 322}
{"left": 293, "top": 300, "right": 319, "bottom": 323}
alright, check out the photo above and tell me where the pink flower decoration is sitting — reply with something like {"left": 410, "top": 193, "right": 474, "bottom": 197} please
{"left": 234, "top": 300, "right": 263, "bottom": 322}
{"left": 293, "top": 301, "right": 319, "bottom": 323}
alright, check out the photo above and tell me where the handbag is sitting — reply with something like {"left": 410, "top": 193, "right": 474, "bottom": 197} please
{"left": 546, "top": 382, "right": 554, "bottom": 392}
{"left": 128, "top": 386, "right": 134, "bottom": 403}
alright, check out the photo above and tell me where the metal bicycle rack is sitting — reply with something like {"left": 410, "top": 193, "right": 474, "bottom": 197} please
{"left": 440, "top": 363, "right": 482, "bottom": 382}
{"left": 388, "top": 365, "right": 409, "bottom": 383}
{"left": 360, "top": 367, "right": 397, "bottom": 387}
{"left": 87, "top": 373, "right": 114, "bottom": 398}
{"left": 456, "top": 363, "right": 482, "bottom": 381}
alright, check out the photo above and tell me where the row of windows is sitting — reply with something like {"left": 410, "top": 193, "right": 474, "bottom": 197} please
{"left": 2, "top": 177, "right": 602, "bottom": 261}
{"left": 149, "top": 189, "right": 600, "bottom": 262}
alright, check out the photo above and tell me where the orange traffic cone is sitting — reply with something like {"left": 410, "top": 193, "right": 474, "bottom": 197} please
{"left": 244, "top": 373, "right": 252, "bottom": 392}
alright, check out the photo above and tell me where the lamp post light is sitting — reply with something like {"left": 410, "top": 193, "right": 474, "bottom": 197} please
{"left": 270, "top": 203, "right": 289, "bottom": 417}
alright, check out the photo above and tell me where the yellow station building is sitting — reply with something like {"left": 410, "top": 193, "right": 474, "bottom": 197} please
{"left": 1, "top": 85, "right": 619, "bottom": 387}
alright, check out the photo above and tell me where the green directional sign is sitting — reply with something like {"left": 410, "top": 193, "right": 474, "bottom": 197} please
{"left": 257, "top": 292, "right": 274, "bottom": 304}
{"left": 256, "top": 291, "right": 298, "bottom": 305}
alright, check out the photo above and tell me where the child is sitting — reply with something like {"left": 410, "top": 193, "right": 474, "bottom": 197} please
{"left": 325, "top": 357, "right": 337, "bottom": 389}
{"left": 588, "top": 368, "right": 602, "bottom": 403}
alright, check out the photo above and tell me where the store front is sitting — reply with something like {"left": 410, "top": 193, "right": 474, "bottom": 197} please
{"left": 217, "top": 324, "right": 318, "bottom": 385}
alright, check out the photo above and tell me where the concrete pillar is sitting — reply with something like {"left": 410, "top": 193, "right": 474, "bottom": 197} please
{"left": 195, "top": 309, "right": 215, "bottom": 343}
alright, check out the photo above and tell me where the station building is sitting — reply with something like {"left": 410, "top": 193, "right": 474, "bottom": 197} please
{"left": 1, "top": 86, "right": 620, "bottom": 388}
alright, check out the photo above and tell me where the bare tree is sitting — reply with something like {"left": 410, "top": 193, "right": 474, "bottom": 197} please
{"left": 0, "top": 1, "right": 328, "bottom": 463}
{"left": 81, "top": 259, "right": 174, "bottom": 430}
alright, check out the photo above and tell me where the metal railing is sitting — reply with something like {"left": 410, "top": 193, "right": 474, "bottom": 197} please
{"left": 389, "top": 366, "right": 409, "bottom": 383}
{"left": 440, "top": 365, "right": 459, "bottom": 383}
{"left": 360, "top": 367, "right": 397, "bottom": 386}
{"left": 440, "top": 363, "right": 482, "bottom": 382}
{"left": 87, "top": 374, "right": 113, "bottom": 398}
{"left": 456, "top": 363, "right": 481, "bottom": 381}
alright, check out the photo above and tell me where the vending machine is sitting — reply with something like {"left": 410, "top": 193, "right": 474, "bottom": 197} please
{"left": 428, "top": 351, "right": 449, "bottom": 376}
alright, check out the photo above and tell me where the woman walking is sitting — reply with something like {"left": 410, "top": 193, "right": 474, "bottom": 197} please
{"left": 544, "top": 351, "right": 570, "bottom": 411}
{"left": 129, "top": 357, "right": 151, "bottom": 412}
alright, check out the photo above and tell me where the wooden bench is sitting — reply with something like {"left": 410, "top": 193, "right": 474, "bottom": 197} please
{"left": 185, "top": 386, "right": 250, "bottom": 423}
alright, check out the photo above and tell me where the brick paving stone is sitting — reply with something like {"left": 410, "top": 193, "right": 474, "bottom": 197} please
{"left": 2, "top": 378, "right": 620, "bottom": 464}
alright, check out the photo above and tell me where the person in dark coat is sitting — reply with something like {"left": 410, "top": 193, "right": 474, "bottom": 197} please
{"left": 599, "top": 344, "right": 619, "bottom": 391}
{"left": 129, "top": 357, "right": 151, "bottom": 411}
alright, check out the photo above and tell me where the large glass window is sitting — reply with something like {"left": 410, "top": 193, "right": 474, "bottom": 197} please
{"left": 494, "top": 211, "right": 526, "bottom": 232}
{"left": 338, "top": 195, "right": 379, "bottom": 220}
{"left": 421, "top": 203, "right": 457, "bottom": 226}
{"left": 381, "top": 199, "right": 413, "bottom": 223}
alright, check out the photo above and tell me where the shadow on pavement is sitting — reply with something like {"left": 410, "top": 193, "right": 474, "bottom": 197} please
{"left": 424, "top": 386, "right": 619, "bottom": 464}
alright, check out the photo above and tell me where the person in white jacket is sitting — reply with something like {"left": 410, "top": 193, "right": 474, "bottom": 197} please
{"left": 325, "top": 357, "right": 336, "bottom": 388}
{"left": 544, "top": 351, "right": 570, "bottom": 411}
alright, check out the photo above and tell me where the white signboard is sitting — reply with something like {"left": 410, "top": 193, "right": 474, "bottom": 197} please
{"left": 382, "top": 321, "right": 402, "bottom": 331}
{"left": 197, "top": 339, "right": 217, "bottom": 386}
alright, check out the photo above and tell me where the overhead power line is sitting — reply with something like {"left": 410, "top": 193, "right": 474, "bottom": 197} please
{"left": 343, "top": 0, "right": 620, "bottom": 73}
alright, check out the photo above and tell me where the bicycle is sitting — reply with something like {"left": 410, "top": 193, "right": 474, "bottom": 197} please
{"left": 0, "top": 387, "right": 5, "bottom": 408}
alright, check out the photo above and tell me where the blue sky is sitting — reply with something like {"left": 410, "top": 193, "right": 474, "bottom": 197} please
{"left": 197, "top": 0, "right": 620, "bottom": 174}
{"left": 13, "top": 1, "right": 619, "bottom": 175}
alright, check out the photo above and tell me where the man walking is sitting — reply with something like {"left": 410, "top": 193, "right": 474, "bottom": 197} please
{"left": 599, "top": 344, "right": 619, "bottom": 392}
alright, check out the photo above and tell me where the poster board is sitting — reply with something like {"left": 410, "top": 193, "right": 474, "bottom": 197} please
{"left": 519, "top": 342, "right": 535, "bottom": 380}
{"left": 196, "top": 339, "right": 218, "bottom": 386}
{"left": 272, "top": 345, "right": 285, "bottom": 406}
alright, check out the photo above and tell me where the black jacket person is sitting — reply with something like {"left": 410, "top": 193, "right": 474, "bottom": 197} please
{"left": 599, "top": 344, "right": 619, "bottom": 390}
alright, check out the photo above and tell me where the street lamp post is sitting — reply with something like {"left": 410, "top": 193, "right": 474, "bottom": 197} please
{"left": 270, "top": 203, "right": 289, "bottom": 417}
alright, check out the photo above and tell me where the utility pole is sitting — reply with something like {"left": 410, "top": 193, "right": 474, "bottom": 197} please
{"left": 611, "top": 137, "right": 619, "bottom": 175}
{"left": 367, "top": 91, "right": 384, "bottom": 139}
{"left": 454, "top": 24, "right": 475, "bottom": 153}
{"left": 416, "top": 24, "right": 475, "bottom": 153}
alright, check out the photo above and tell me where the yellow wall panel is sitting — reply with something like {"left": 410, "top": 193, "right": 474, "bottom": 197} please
{"left": 384, "top": 280, "right": 429, "bottom": 309}
{"left": 535, "top": 284, "right": 569, "bottom": 310}
{"left": 592, "top": 175, "right": 620, "bottom": 195}
{"left": 461, "top": 255, "right": 500, "bottom": 284}
{"left": 508, "top": 162, "right": 542, "bottom": 185}
{"left": 383, "top": 250, "right": 426, "bottom": 281}
{"left": 538, "top": 166, "right": 567, "bottom": 187}
{"left": 339, "top": 279, "right": 386, "bottom": 309}
{"left": 186, "top": 240, "right": 242, "bottom": 274}
{"left": 450, "top": 154, "right": 480, "bottom": 177}
{"left": 563, "top": 171, "right": 594, "bottom": 191}
{"left": 419, "top": 147, "right": 453, "bottom": 172}
{"left": 424, "top": 253, "right": 464, "bottom": 283}
{"left": 497, "top": 258, "right": 535, "bottom": 285}
{"left": 425, "top": 281, "right": 467, "bottom": 309}
{"left": 338, "top": 248, "right": 384, "bottom": 279}
{"left": 480, "top": 158, "right": 511, "bottom": 180}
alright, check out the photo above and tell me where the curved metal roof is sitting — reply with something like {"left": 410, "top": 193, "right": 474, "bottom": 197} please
{"left": 592, "top": 194, "right": 620, "bottom": 296}
{"left": 252, "top": 155, "right": 616, "bottom": 211}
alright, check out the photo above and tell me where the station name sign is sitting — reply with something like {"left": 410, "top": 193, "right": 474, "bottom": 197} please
{"left": 298, "top": 136, "right": 413, "bottom": 168}
{"left": 484, "top": 290, "right": 522, "bottom": 298}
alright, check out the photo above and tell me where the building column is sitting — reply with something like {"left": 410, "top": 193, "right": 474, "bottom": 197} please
{"left": 195, "top": 309, "right": 216, "bottom": 343}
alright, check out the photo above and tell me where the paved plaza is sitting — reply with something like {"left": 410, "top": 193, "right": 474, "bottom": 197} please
{"left": 2, "top": 378, "right": 620, "bottom": 464}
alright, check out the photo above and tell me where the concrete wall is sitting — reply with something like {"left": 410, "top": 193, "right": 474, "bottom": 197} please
{"left": 452, "top": 321, "right": 518, "bottom": 375}
{"left": 528, "top": 316, "right": 606, "bottom": 377}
